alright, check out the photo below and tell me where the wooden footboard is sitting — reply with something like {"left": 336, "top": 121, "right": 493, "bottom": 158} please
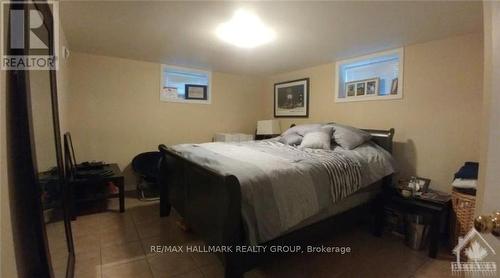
{"left": 159, "top": 144, "right": 243, "bottom": 245}
{"left": 158, "top": 144, "right": 245, "bottom": 276}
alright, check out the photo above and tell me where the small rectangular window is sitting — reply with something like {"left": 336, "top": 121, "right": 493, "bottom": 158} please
{"left": 160, "top": 65, "right": 211, "bottom": 104}
{"left": 335, "top": 48, "right": 403, "bottom": 102}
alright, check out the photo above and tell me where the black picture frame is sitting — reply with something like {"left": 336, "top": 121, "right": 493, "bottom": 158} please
{"left": 185, "top": 84, "right": 208, "bottom": 100}
{"left": 274, "top": 78, "right": 309, "bottom": 118}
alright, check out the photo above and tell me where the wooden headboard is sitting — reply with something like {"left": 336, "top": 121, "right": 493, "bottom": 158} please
{"left": 361, "top": 128, "right": 395, "bottom": 154}
{"left": 289, "top": 123, "right": 395, "bottom": 154}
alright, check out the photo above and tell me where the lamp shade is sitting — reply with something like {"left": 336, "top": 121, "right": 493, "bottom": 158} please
{"left": 257, "top": 120, "right": 281, "bottom": 135}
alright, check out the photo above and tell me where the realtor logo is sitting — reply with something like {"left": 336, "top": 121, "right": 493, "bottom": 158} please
{"left": 451, "top": 228, "right": 497, "bottom": 276}
{"left": 0, "top": 1, "right": 59, "bottom": 70}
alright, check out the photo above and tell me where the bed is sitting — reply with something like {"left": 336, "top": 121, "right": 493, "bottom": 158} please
{"left": 158, "top": 127, "right": 395, "bottom": 277}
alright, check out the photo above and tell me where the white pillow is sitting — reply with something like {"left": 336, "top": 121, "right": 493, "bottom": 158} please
{"left": 298, "top": 127, "right": 333, "bottom": 150}
{"left": 279, "top": 133, "right": 303, "bottom": 145}
{"left": 282, "top": 124, "right": 322, "bottom": 137}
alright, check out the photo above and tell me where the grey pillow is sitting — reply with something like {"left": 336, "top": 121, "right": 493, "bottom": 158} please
{"left": 298, "top": 127, "right": 333, "bottom": 150}
{"left": 279, "top": 133, "right": 303, "bottom": 146}
{"left": 281, "top": 124, "right": 322, "bottom": 137}
{"left": 331, "top": 124, "right": 371, "bottom": 150}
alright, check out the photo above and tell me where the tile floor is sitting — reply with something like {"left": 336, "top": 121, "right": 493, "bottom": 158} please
{"left": 72, "top": 193, "right": 458, "bottom": 278}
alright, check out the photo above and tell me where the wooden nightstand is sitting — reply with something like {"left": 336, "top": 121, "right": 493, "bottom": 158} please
{"left": 383, "top": 187, "right": 451, "bottom": 258}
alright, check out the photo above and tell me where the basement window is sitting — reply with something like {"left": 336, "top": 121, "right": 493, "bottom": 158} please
{"left": 335, "top": 48, "right": 404, "bottom": 102}
{"left": 160, "top": 65, "right": 211, "bottom": 104}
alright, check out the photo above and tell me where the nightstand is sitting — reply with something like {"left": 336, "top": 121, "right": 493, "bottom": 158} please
{"left": 383, "top": 187, "right": 451, "bottom": 258}
{"left": 69, "top": 163, "right": 125, "bottom": 218}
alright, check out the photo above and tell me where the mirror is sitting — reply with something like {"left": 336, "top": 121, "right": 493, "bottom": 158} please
{"left": 31, "top": 69, "right": 68, "bottom": 278}
{"left": 29, "top": 3, "right": 73, "bottom": 277}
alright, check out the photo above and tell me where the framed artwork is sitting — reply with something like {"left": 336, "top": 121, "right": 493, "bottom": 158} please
{"left": 274, "top": 78, "right": 309, "bottom": 117}
{"left": 185, "top": 84, "right": 207, "bottom": 100}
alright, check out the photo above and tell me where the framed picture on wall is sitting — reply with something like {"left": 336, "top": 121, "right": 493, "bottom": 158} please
{"left": 274, "top": 78, "right": 309, "bottom": 117}
{"left": 185, "top": 84, "right": 208, "bottom": 100}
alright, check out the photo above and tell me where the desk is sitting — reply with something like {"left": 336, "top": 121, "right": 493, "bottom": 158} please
{"left": 70, "top": 163, "right": 125, "bottom": 216}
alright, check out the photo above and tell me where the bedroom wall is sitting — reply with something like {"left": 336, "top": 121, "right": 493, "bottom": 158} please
{"left": 57, "top": 29, "right": 71, "bottom": 144}
{"left": 476, "top": 1, "right": 500, "bottom": 214}
{"left": 262, "top": 33, "right": 483, "bottom": 192}
{"left": 475, "top": 1, "right": 500, "bottom": 266}
{"left": 67, "top": 53, "right": 265, "bottom": 189}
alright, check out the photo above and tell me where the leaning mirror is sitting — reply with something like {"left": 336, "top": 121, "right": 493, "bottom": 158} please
{"left": 28, "top": 2, "right": 74, "bottom": 277}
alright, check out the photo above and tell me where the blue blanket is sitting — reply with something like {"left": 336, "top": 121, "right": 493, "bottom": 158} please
{"left": 454, "top": 162, "right": 479, "bottom": 179}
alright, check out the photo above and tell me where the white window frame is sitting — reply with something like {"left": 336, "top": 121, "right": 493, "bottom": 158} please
{"left": 160, "top": 64, "right": 212, "bottom": 104}
{"left": 334, "top": 48, "right": 404, "bottom": 103}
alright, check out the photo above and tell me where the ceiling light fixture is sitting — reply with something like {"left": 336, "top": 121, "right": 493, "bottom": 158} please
{"left": 216, "top": 9, "right": 275, "bottom": 48}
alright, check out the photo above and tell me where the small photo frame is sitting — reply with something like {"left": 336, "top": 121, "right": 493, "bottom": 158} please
{"left": 185, "top": 84, "right": 207, "bottom": 100}
{"left": 345, "top": 82, "right": 356, "bottom": 97}
{"left": 356, "top": 82, "right": 365, "bottom": 96}
{"left": 160, "top": 86, "right": 179, "bottom": 102}
{"left": 366, "top": 78, "right": 379, "bottom": 95}
{"left": 398, "top": 177, "right": 431, "bottom": 193}
{"left": 390, "top": 78, "right": 398, "bottom": 95}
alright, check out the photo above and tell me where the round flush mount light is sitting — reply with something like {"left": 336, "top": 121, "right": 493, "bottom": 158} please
{"left": 216, "top": 9, "right": 275, "bottom": 48}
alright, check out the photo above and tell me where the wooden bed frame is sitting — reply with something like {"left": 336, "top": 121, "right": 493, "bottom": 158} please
{"left": 158, "top": 128, "right": 395, "bottom": 277}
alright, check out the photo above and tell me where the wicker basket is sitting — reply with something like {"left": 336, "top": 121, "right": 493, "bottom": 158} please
{"left": 450, "top": 189, "right": 476, "bottom": 248}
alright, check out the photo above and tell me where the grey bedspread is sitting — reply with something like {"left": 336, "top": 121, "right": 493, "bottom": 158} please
{"left": 170, "top": 140, "right": 395, "bottom": 244}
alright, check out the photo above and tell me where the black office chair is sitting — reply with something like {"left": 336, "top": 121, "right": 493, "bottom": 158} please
{"left": 132, "top": 151, "right": 162, "bottom": 200}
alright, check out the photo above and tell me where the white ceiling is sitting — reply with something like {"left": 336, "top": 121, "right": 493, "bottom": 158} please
{"left": 60, "top": 1, "right": 482, "bottom": 76}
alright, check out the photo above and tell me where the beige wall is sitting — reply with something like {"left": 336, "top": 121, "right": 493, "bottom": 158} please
{"left": 477, "top": 1, "right": 500, "bottom": 215}
{"left": 262, "top": 33, "right": 483, "bottom": 192}
{"left": 58, "top": 30, "right": 71, "bottom": 145}
{"left": 67, "top": 53, "right": 265, "bottom": 188}
{"left": 67, "top": 34, "right": 483, "bottom": 193}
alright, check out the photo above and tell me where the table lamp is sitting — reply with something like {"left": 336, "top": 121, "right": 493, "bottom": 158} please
{"left": 256, "top": 120, "right": 281, "bottom": 139}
